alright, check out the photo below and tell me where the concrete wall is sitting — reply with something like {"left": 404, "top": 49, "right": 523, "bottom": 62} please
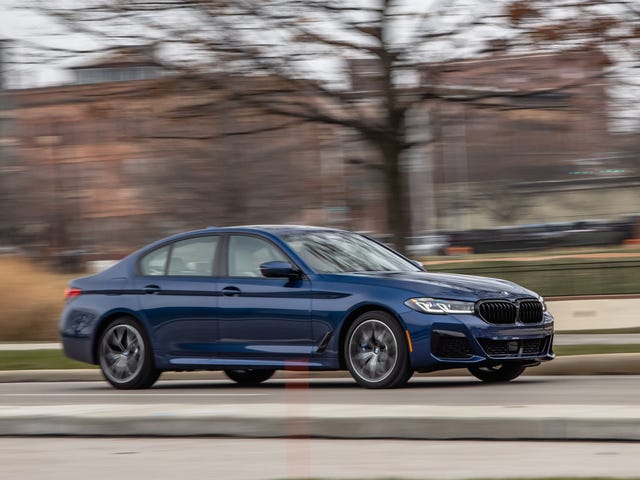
{"left": 548, "top": 296, "right": 640, "bottom": 331}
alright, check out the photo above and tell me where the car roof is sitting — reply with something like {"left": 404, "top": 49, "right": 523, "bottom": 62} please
{"left": 145, "top": 225, "right": 345, "bottom": 245}
{"left": 197, "top": 225, "right": 342, "bottom": 235}
{"left": 142, "top": 225, "right": 375, "bottom": 255}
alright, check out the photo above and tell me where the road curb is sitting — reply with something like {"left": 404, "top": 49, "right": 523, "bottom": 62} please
{"left": 2, "top": 403, "right": 640, "bottom": 440}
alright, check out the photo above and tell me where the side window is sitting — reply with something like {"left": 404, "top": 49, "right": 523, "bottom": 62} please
{"left": 139, "top": 236, "right": 219, "bottom": 277}
{"left": 227, "top": 235, "right": 288, "bottom": 277}
{"left": 140, "top": 245, "right": 170, "bottom": 276}
{"left": 167, "top": 236, "right": 219, "bottom": 277}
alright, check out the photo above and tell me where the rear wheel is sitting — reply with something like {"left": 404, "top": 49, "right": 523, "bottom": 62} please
{"left": 468, "top": 363, "right": 526, "bottom": 382}
{"left": 98, "top": 317, "right": 160, "bottom": 389}
{"left": 345, "top": 311, "right": 410, "bottom": 389}
{"left": 224, "top": 369, "right": 275, "bottom": 385}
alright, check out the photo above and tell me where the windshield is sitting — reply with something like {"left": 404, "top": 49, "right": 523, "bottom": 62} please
{"left": 280, "top": 231, "right": 422, "bottom": 274}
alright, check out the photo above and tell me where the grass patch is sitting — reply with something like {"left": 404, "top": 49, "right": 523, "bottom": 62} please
{"left": 0, "top": 350, "right": 96, "bottom": 370}
{"left": 0, "top": 256, "right": 77, "bottom": 341}
{"left": 553, "top": 344, "right": 640, "bottom": 356}
{"left": 426, "top": 258, "right": 640, "bottom": 297}
{"left": 423, "top": 244, "right": 640, "bottom": 262}
{"left": 556, "top": 327, "right": 640, "bottom": 335}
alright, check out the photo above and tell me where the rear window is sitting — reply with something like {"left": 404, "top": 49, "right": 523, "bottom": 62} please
{"left": 140, "top": 236, "right": 219, "bottom": 276}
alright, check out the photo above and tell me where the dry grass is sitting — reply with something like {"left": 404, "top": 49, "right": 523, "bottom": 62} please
{"left": 0, "top": 256, "right": 75, "bottom": 341}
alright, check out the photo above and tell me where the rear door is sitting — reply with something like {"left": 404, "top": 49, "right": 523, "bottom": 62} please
{"left": 135, "top": 235, "right": 220, "bottom": 358}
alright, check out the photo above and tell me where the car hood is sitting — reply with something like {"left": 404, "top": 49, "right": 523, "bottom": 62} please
{"left": 342, "top": 271, "right": 537, "bottom": 301}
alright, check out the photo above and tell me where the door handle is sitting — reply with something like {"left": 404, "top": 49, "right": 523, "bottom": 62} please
{"left": 221, "top": 286, "right": 242, "bottom": 297}
{"left": 143, "top": 284, "right": 161, "bottom": 294}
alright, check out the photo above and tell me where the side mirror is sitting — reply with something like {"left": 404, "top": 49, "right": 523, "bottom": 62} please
{"left": 259, "top": 261, "right": 301, "bottom": 279}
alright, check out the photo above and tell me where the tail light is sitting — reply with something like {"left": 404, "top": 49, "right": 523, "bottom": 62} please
{"left": 64, "top": 287, "right": 83, "bottom": 301}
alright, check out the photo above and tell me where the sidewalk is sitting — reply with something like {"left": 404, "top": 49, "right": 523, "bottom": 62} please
{"left": 0, "top": 342, "right": 61, "bottom": 351}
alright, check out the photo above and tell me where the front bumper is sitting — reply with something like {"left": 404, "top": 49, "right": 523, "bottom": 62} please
{"left": 401, "top": 310, "right": 555, "bottom": 372}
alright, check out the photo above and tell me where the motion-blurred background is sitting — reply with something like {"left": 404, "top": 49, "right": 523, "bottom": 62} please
{"left": 0, "top": 0, "right": 639, "bottom": 339}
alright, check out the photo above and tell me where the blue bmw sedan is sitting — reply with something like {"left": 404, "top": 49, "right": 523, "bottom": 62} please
{"left": 60, "top": 226, "right": 554, "bottom": 389}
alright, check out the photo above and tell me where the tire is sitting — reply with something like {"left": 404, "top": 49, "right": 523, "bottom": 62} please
{"left": 344, "top": 311, "right": 410, "bottom": 389}
{"left": 224, "top": 369, "right": 276, "bottom": 385}
{"left": 468, "top": 363, "right": 526, "bottom": 383}
{"left": 98, "top": 316, "right": 160, "bottom": 390}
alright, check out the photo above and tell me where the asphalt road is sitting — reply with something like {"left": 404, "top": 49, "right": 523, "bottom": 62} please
{"left": 2, "top": 375, "right": 639, "bottom": 407}
{"left": 3, "top": 437, "right": 640, "bottom": 480}
{"left": 3, "top": 375, "right": 640, "bottom": 440}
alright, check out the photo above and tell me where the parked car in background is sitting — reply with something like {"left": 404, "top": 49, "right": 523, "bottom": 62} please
{"left": 406, "top": 234, "right": 450, "bottom": 256}
{"left": 448, "top": 217, "right": 636, "bottom": 254}
{"left": 60, "top": 226, "right": 554, "bottom": 389}
{"left": 556, "top": 219, "right": 632, "bottom": 248}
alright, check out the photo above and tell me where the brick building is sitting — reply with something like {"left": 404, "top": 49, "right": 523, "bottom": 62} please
{"left": 2, "top": 45, "right": 638, "bottom": 256}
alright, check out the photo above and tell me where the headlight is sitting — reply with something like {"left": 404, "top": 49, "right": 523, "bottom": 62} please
{"left": 404, "top": 298, "right": 475, "bottom": 315}
{"left": 538, "top": 296, "right": 547, "bottom": 312}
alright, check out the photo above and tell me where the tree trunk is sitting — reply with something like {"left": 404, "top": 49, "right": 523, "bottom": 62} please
{"left": 380, "top": 138, "right": 411, "bottom": 255}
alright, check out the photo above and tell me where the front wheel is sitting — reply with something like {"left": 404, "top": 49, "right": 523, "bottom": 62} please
{"left": 468, "top": 363, "right": 526, "bottom": 383}
{"left": 224, "top": 369, "right": 275, "bottom": 385}
{"left": 98, "top": 317, "right": 160, "bottom": 390}
{"left": 345, "top": 311, "right": 410, "bottom": 389}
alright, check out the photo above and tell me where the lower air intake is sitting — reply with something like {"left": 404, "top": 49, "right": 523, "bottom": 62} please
{"left": 431, "top": 332, "right": 473, "bottom": 359}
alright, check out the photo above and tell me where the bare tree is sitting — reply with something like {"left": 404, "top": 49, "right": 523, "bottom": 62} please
{"left": 26, "top": 0, "right": 525, "bottom": 252}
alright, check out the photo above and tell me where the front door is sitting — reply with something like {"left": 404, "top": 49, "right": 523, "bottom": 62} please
{"left": 217, "top": 234, "right": 313, "bottom": 363}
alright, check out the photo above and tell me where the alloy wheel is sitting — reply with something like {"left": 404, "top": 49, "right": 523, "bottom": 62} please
{"left": 100, "top": 323, "right": 145, "bottom": 385}
{"left": 348, "top": 318, "right": 399, "bottom": 383}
